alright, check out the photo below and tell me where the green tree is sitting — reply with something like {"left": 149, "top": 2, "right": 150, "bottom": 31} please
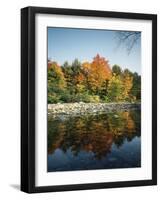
{"left": 107, "top": 75, "right": 124, "bottom": 102}
{"left": 130, "top": 72, "right": 141, "bottom": 100}
{"left": 112, "top": 65, "right": 122, "bottom": 76}
{"left": 48, "top": 62, "right": 66, "bottom": 103}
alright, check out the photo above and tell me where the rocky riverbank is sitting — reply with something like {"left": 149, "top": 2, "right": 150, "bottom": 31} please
{"left": 48, "top": 102, "right": 141, "bottom": 118}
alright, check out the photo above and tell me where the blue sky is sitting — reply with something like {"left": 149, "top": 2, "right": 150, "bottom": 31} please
{"left": 48, "top": 27, "right": 141, "bottom": 74}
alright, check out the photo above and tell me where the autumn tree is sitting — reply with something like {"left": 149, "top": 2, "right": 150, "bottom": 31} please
{"left": 48, "top": 56, "right": 140, "bottom": 103}
{"left": 122, "top": 69, "right": 133, "bottom": 101}
{"left": 62, "top": 62, "right": 73, "bottom": 89}
{"left": 61, "top": 59, "right": 88, "bottom": 102}
{"left": 82, "top": 54, "right": 112, "bottom": 95}
{"left": 62, "top": 59, "right": 84, "bottom": 94}
{"left": 81, "top": 61, "right": 91, "bottom": 91}
{"left": 107, "top": 67, "right": 134, "bottom": 102}
{"left": 107, "top": 74, "right": 124, "bottom": 102}
{"left": 71, "top": 59, "right": 85, "bottom": 93}
{"left": 48, "top": 62, "right": 66, "bottom": 103}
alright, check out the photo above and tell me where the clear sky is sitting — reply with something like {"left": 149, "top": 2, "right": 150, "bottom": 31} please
{"left": 48, "top": 27, "right": 141, "bottom": 74}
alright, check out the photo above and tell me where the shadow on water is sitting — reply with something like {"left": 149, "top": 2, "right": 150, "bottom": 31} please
{"left": 48, "top": 109, "right": 141, "bottom": 172}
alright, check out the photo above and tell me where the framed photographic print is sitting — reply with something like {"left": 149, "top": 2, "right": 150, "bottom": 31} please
{"left": 21, "top": 6, "right": 157, "bottom": 193}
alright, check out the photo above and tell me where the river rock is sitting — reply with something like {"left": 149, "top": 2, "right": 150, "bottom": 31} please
{"left": 48, "top": 102, "right": 141, "bottom": 119}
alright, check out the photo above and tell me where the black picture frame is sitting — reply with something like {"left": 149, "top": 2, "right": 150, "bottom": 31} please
{"left": 21, "top": 6, "right": 157, "bottom": 193}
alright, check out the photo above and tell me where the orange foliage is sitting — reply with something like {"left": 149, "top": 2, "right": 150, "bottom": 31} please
{"left": 122, "top": 111, "right": 135, "bottom": 132}
{"left": 82, "top": 54, "right": 112, "bottom": 92}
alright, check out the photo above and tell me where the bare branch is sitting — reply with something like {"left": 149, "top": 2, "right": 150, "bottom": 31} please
{"left": 115, "top": 31, "right": 141, "bottom": 54}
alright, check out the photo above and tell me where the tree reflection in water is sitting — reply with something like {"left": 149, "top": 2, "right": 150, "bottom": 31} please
{"left": 48, "top": 109, "right": 141, "bottom": 171}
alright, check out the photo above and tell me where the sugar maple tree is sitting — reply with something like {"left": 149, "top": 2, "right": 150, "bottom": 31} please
{"left": 82, "top": 54, "right": 112, "bottom": 93}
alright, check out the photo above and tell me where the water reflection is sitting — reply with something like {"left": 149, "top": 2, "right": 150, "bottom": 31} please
{"left": 48, "top": 110, "right": 141, "bottom": 172}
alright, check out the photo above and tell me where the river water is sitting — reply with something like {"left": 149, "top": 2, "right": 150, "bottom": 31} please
{"left": 48, "top": 109, "right": 141, "bottom": 172}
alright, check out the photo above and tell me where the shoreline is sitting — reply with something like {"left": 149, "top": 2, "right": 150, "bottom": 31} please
{"left": 48, "top": 102, "right": 141, "bottom": 118}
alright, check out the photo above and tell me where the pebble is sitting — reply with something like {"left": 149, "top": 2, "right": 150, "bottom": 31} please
{"left": 48, "top": 103, "right": 141, "bottom": 119}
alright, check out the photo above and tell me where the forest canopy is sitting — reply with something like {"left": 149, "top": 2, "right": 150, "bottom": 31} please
{"left": 48, "top": 54, "right": 141, "bottom": 104}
